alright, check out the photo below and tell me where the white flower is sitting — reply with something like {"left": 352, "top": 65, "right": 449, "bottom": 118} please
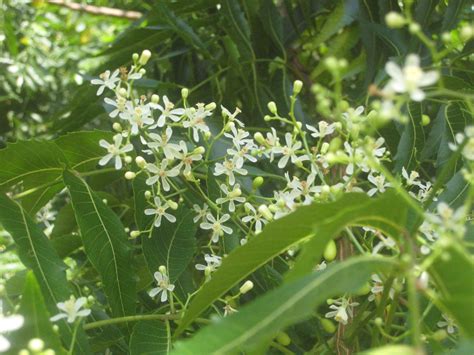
{"left": 342, "top": 105, "right": 365, "bottom": 124}
{"left": 306, "top": 121, "right": 336, "bottom": 138}
{"left": 221, "top": 105, "right": 244, "bottom": 127}
{"left": 152, "top": 95, "right": 185, "bottom": 128}
{"left": 120, "top": 101, "right": 154, "bottom": 134}
{"left": 368, "top": 274, "right": 395, "bottom": 302}
{"left": 144, "top": 197, "right": 176, "bottom": 227}
{"left": 286, "top": 169, "right": 320, "bottom": 205}
{"left": 50, "top": 296, "right": 91, "bottom": 323}
{"left": 193, "top": 203, "right": 209, "bottom": 223}
{"left": 99, "top": 134, "right": 134, "bottom": 170}
{"left": 175, "top": 141, "right": 203, "bottom": 175}
{"left": 224, "top": 123, "right": 252, "bottom": 148}
{"left": 214, "top": 157, "right": 248, "bottom": 185}
{"left": 0, "top": 302, "right": 24, "bottom": 353}
{"left": 273, "top": 133, "right": 308, "bottom": 169}
{"left": 449, "top": 126, "right": 474, "bottom": 161}
{"left": 104, "top": 96, "right": 127, "bottom": 118}
{"left": 200, "top": 213, "right": 233, "bottom": 243}
{"left": 241, "top": 203, "right": 268, "bottom": 233}
{"left": 367, "top": 174, "right": 391, "bottom": 196}
{"left": 195, "top": 254, "right": 222, "bottom": 274}
{"left": 273, "top": 190, "right": 299, "bottom": 219}
{"left": 437, "top": 314, "right": 457, "bottom": 334}
{"left": 147, "top": 127, "right": 181, "bottom": 159}
{"left": 149, "top": 271, "right": 175, "bottom": 303}
{"left": 227, "top": 142, "right": 258, "bottom": 167}
{"left": 325, "top": 298, "right": 359, "bottom": 325}
{"left": 385, "top": 54, "right": 439, "bottom": 101}
{"left": 145, "top": 160, "right": 180, "bottom": 191}
{"left": 402, "top": 167, "right": 421, "bottom": 187}
{"left": 91, "top": 69, "right": 120, "bottom": 95}
{"left": 216, "top": 184, "right": 246, "bottom": 212}
{"left": 183, "top": 104, "right": 212, "bottom": 142}
{"left": 223, "top": 303, "right": 238, "bottom": 316}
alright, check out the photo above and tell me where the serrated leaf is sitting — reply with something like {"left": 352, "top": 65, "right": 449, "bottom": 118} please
{"left": 429, "top": 243, "right": 474, "bottom": 337}
{"left": 9, "top": 272, "right": 63, "bottom": 353}
{"left": 173, "top": 256, "right": 395, "bottom": 354}
{"left": 175, "top": 191, "right": 410, "bottom": 335}
{"left": 63, "top": 170, "right": 136, "bottom": 324}
{"left": 142, "top": 207, "right": 197, "bottom": 282}
{"left": 0, "top": 194, "right": 90, "bottom": 353}
{"left": 130, "top": 320, "right": 169, "bottom": 355}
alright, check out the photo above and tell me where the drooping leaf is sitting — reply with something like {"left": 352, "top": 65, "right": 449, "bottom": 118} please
{"left": 175, "top": 191, "right": 410, "bottom": 334}
{"left": 9, "top": 272, "right": 63, "bottom": 353}
{"left": 173, "top": 256, "right": 395, "bottom": 354}
{"left": 0, "top": 194, "right": 90, "bottom": 353}
{"left": 130, "top": 320, "right": 169, "bottom": 355}
{"left": 429, "top": 243, "right": 474, "bottom": 337}
{"left": 63, "top": 170, "right": 136, "bottom": 323}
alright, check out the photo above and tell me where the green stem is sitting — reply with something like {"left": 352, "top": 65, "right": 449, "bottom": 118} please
{"left": 68, "top": 320, "right": 81, "bottom": 355}
{"left": 83, "top": 314, "right": 180, "bottom": 330}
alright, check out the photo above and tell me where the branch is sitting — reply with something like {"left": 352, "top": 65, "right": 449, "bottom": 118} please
{"left": 47, "top": 0, "right": 143, "bottom": 20}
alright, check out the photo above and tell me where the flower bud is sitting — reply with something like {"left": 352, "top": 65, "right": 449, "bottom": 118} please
{"left": 159, "top": 265, "right": 167, "bottom": 274}
{"left": 385, "top": 12, "right": 405, "bottom": 28}
{"left": 124, "top": 171, "right": 136, "bottom": 180}
{"left": 354, "top": 282, "right": 371, "bottom": 296}
{"left": 132, "top": 53, "right": 139, "bottom": 62}
{"left": 267, "top": 101, "right": 277, "bottom": 114}
{"left": 321, "top": 142, "right": 330, "bottom": 154}
{"left": 323, "top": 239, "right": 337, "bottom": 261}
{"left": 139, "top": 68, "right": 146, "bottom": 75}
{"left": 181, "top": 88, "right": 189, "bottom": 99}
{"left": 205, "top": 102, "right": 216, "bottom": 111}
{"left": 151, "top": 94, "right": 159, "bottom": 104}
{"left": 422, "top": 114, "right": 430, "bottom": 126}
{"left": 124, "top": 156, "right": 133, "bottom": 164}
{"left": 139, "top": 50, "right": 152, "bottom": 65}
{"left": 112, "top": 122, "right": 122, "bottom": 132}
{"left": 229, "top": 188, "right": 242, "bottom": 198}
{"left": 130, "top": 230, "right": 141, "bottom": 239}
{"left": 374, "top": 317, "right": 383, "bottom": 326}
{"left": 194, "top": 146, "right": 206, "bottom": 155}
{"left": 239, "top": 280, "right": 254, "bottom": 294}
{"left": 268, "top": 204, "right": 278, "bottom": 212}
{"left": 252, "top": 176, "right": 264, "bottom": 189}
{"left": 254, "top": 132, "right": 265, "bottom": 145}
{"left": 460, "top": 24, "right": 474, "bottom": 42}
{"left": 276, "top": 331, "right": 291, "bottom": 346}
{"left": 144, "top": 190, "right": 152, "bottom": 199}
{"left": 135, "top": 156, "right": 146, "bottom": 169}
{"left": 167, "top": 200, "right": 178, "bottom": 210}
{"left": 441, "top": 32, "right": 451, "bottom": 43}
{"left": 204, "top": 131, "right": 212, "bottom": 139}
{"left": 293, "top": 80, "right": 303, "bottom": 95}
{"left": 324, "top": 57, "right": 338, "bottom": 71}
{"left": 28, "top": 338, "right": 44, "bottom": 352}
{"left": 432, "top": 329, "right": 448, "bottom": 341}
{"left": 258, "top": 204, "right": 273, "bottom": 220}
{"left": 409, "top": 23, "right": 421, "bottom": 34}
{"left": 118, "top": 87, "right": 128, "bottom": 97}
{"left": 264, "top": 115, "right": 272, "bottom": 121}
{"left": 320, "top": 318, "right": 337, "bottom": 333}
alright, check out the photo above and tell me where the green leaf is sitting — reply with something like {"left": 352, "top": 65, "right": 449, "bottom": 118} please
{"left": 442, "top": 0, "right": 468, "bottom": 31}
{"left": 143, "top": 207, "right": 197, "bottom": 282}
{"left": 130, "top": 320, "right": 169, "bottom": 355}
{"left": 362, "top": 345, "right": 417, "bottom": 355}
{"left": 0, "top": 194, "right": 90, "bottom": 353}
{"left": 221, "top": 0, "right": 254, "bottom": 61}
{"left": 312, "top": 0, "right": 359, "bottom": 48}
{"left": 429, "top": 243, "right": 474, "bottom": 337}
{"left": 175, "top": 191, "right": 410, "bottom": 335}
{"left": 9, "top": 272, "right": 63, "bottom": 353}
{"left": 173, "top": 256, "right": 395, "bottom": 354}
{"left": 432, "top": 171, "right": 469, "bottom": 209}
{"left": 63, "top": 170, "right": 136, "bottom": 322}
{"left": 395, "top": 102, "right": 425, "bottom": 171}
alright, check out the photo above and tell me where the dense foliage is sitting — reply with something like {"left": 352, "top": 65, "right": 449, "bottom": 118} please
{"left": 0, "top": 1, "right": 473, "bottom": 354}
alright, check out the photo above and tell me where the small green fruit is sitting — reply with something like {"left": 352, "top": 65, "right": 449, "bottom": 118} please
{"left": 323, "top": 239, "right": 337, "bottom": 262}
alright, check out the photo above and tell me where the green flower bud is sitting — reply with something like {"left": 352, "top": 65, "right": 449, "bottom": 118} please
{"left": 321, "top": 142, "right": 330, "bottom": 154}
{"left": 135, "top": 156, "right": 146, "bottom": 169}
{"left": 159, "top": 265, "right": 167, "bottom": 274}
{"left": 258, "top": 205, "right": 273, "bottom": 220}
{"left": 252, "top": 176, "right": 264, "bottom": 189}
{"left": 354, "top": 282, "right": 371, "bottom": 296}
{"left": 28, "top": 338, "right": 44, "bottom": 352}
{"left": 144, "top": 190, "right": 152, "bottom": 199}
{"left": 409, "top": 23, "right": 421, "bottom": 34}
{"left": 139, "top": 49, "right": 152, "bottom": 65}
{"left": 181, "top": 88, "right": 189, "bottom": 99}
{"left": 264, "top": 115, "right": 272, "bottom": 121}
{"left": 460, "top": 25, "right": 474, "bottom": 42}
{"left": 151, "top": 94, "right": 160, "bottom": 104}
{"left": 132, "top": 53, "right": 139, "bottom": 62}
{"left": 193, "top": 146, "right": 206, "bottom": 155}
{"left": 130, "top": 230, "right": 141, "bottom": 239}
{"left": 293, "top": 80, "right": 303, "bottom": 95}
{"left": 323, "top": 239, "right": 337, "bottom": 261}
{"left": 124, "top": 156, "right": 133, "bottom": 164}
{"left": 239, "top": 280, "right": 254, "bottom": 294}
{"left": 112, "top": 122, "right": 122, "bottom": 132}
{"left": 385, "top": 12, "right": 405, "bottom": 28}
{"left": 422, "top": 114, "right": 430, "bottom": 126}
{"left": 205, "top": 102, "right": 216, "bottom": 111}
{"left": 167, "top": 200, "right": 178, "bottom": 210}
{"left": 267, "top": 101, "right": 277, "bottom": 114}
{"left": 124, "top": 171, "right": 136, "bottom": 180}
{"left": 254, "top": 132, "right": 266, "bottom": 145}
{"left": 432, "top": 329, "right": 448, "bottom": 341}
{"left": 325, "top": 57, "right": 338, "bottom": 71}
{"left": 320, "top": 318, "right": 337, "bottom": 333}
{"left": 118, "top": 87, "right": 128, "bottom": 97}
{"left": 276, "top": 331, "right": 291, "bottom": 346}
{"left": 329, "top": 137, "right": 342, "bottom": 152}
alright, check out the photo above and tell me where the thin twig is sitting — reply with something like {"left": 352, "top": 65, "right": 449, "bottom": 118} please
{"left": 47, "top": 0, "right": 142, "bottom": 20}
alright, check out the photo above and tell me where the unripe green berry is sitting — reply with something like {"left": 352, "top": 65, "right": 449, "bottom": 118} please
{"left": 239, "top": 280, "right": 254, "bottom": 294}
{"left": 323, "top": 239, "right": 337, "bottom": 261}
{"left": 422, "top": 114, "right": 430, "bottom": 126}
{"left": 385, "top": 12, "right": 405, "bottom": 28}
{"left": 267, "top": 101, "right": 277, "bottom": 114}
{"left": 293, "top": 80, "right": 303, "bottom": 95}
{"left": 320, "top": 318, "right": 336, "bottom": 333}
{"left": 276, "top": 331, "right": 291, "bottom": 346}
{"left": 252, "top": 176, "right": 264, "bottom": 189}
